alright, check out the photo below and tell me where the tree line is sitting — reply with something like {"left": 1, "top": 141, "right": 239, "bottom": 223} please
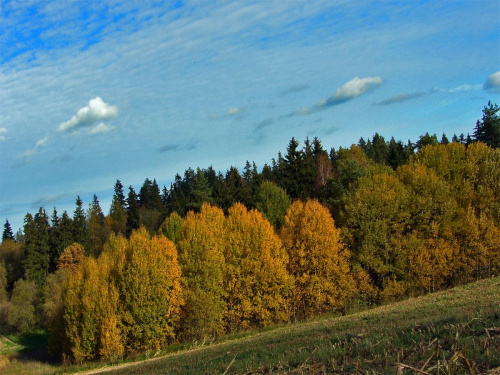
{"left": 0, "top": 101, "right": 498, "bottom": 363}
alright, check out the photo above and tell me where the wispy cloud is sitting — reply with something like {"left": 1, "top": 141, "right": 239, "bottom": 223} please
{"left": 0, "top": 128, "right": 7, "bottom": 142}
{"left": 58, "top": 97, "right": 118, "bottom": 133}
{"left": 30, "top": 193, "right": 67, "bottom": 209}
{"left": 158, "top": 143, "right": 197, "bottom": 153}
{"left": 15, "top": 136, "right": 49, "bottom": 166}
{"left": 89, "top": 122, "right": 115, "bottom": 135}
{"left": 255, "top": 117, "right": 275, "bottom": 130}
{"left": 280, "top": 84, "right": 308, "bottom": 96}
{"left": 444, "top": 84, "right": 482, "bottom": 93}
{"left": 374, "top": 88, "right": 438, "bottom": 106}
{"left": 289, "top": 76, "right": 383, "bottom": 116}
{"left": 225, "top": 107, "right": 244, "bottom": 117}
{"left": 484, "top": 71, "right": 500, "bottom": 93}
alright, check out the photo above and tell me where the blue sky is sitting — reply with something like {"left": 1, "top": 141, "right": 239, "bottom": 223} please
{"left": 1, "top": 0, "right": 499, "bottom": 232}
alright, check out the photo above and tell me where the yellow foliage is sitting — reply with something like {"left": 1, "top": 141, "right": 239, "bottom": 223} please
{"left": 224, "top": 203, "right": 293, "bottom": 331}
{"left": 281, "top": 200, "right": 354, "bottom": 319}
{"left": 177, "top": 204, "right": 226, "bottom": 340}
{"left": 57, "top": 243, "right": 85, "bottom": 272}
{"left": 59, "top": 227, "right": 183, "bottom": 362}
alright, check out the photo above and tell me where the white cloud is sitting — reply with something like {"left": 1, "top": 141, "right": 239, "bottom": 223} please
{"left": 289, "top": 76, "right": 383, "bottom": 116}
{"left": 445, "top": 84, "right": 482, "bottom": 93}
{"left": 484, "top": 71, "right": 500, "bottom": 92}
{"left": 0, "top": 127, "right": 6, "bottom": 141}
{"left": 225, "top": 107, "right": 244, "bottom": 116}
{"left": 58, "top": 97, "right": 118, "bottom": 133}
{"left": 35, "top": 136, "right": 49, "bottom": 147}
{"left": 89, "top": 122, "right": 115, "bottom": 135}
{"left": 332, "top": 76, "right": 383, "bottom": 101}
{"left": 16, "top": 136, "right": 49, "bottom": 164}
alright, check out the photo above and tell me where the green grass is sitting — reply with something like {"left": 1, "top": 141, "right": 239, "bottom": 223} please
{"left": 1, "top": 277, "right": 499, "bottom": 374}
{"left": 87, "top": 277, "right": 500, "bottom": 374}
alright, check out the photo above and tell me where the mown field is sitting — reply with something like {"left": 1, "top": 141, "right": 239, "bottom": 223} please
{"left": 1, "top": 276, "right": 499, "bottom": 375}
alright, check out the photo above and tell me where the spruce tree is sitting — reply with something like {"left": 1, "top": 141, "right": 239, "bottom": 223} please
{"left": 23, "top": 208, "right": 51, "bottom": 287}
{"left": 73, "top": 196, "right": 89, "bottom": 251}
{"left": 2, "top": 219, "right": 15, "bottom": 242}
{"left": 110, "top": 180, "right": 127, "bottom": 235}
{"left": 473, "top": 101, "right": 500, "bottom": 148}
{"left": 126, "top": 186, "right": 141, "bottom": 236}
{"left": 88, "top": 194, "right": 107, "bottom": 256}
{"left": 282, "top": 137, "right": 302, "bottom": 198}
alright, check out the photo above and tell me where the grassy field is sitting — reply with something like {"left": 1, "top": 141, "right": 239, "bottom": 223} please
{"left": 1, "top": 277, "right": 499, "bottom": 374}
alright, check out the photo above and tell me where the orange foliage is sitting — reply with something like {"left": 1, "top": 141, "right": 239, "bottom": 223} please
{"left": 57, "top": 243, "right": 85, "bottom": 273}
{"left": 281, "top": 200, "right": 354, "bottom": 319}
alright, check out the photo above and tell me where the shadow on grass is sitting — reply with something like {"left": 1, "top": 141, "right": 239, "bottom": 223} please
{"left": 5, "top": 331, "right": 57, "bottom": 365}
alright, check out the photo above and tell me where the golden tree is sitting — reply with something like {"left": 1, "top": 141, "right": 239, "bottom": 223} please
{"left": 224, "top": 203, "right": 293, "bottom": 331}
{"left": 281, "top": 199, "right": 354, "bottom": 318}
{"left": 116, "top": 228, "right": 183, "bottom": 352}
{"left": 62, "top": 257, "right": 122, "bottom": 362}
{"left": 176, "top": 204, "right": 226, "bottom": 340}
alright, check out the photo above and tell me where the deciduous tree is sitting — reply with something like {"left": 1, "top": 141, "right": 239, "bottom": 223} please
{"left": 281, "top": 200, "right": 353, "bottom": 319}
{"left": 224, "top": 203, "right": 293, "bottom": 331}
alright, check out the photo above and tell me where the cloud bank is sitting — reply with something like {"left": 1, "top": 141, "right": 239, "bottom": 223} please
{"left": 58, "top": 97, "right": 118, "bottom": 133}
{"left": 290, "top": 76, "right": 383, "bottom": 116}
{"left": 484, "top": 71, "right": 500, "bottom": 92}
{"left": 0, "top": 128, "right": 7, "bottom": 142}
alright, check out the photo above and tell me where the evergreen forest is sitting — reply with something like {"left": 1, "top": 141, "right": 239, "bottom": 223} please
{"left": 0, "top": 101, "right": 499, "bottom": 364}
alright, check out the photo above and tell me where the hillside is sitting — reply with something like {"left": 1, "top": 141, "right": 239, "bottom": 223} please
{"left": 77, "top": 277, "right": 500, "bottom": 375}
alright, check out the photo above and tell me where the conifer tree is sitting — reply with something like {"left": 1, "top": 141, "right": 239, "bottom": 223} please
{"left": 109, "top": 180, "right": 127, "bottom": 235}
{"left": 23, "top": 208, "right": 51, "bottom": 287}
{"left": 224, "top": 167, "right": 252, "bottom": 210}
{"left": 126, "top": 186, "right": 140, "bottom": 236}
{"left": 2, "top": 219, "right": 14, "bottom": 242}
{"left": 281, "top": 137, "right": 302, "bottom": 198}
{"left": 88, "top": 194, "right": 108, "bottom": 256}
{"left": 73, "top": 196, "right": 89, "bottom": 251}
{"left": 473, "top": 101, "right": 500, "bottom": 148}
{"left": 187, "top": 168, "right": 213, "bottom": 212}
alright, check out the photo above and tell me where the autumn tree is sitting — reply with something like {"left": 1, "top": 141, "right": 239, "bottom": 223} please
{"left": 281, "top": 200, "right": 353, "bottom": 319}
{"left": 223, "top": 203, "right": 293, "bottom": 331}
{"left": 109, "top": 228, "right": 183, "bottom": 352}
{"left": 176, "top": 204, "right": 226, "bottom": 340}
{"left": 0, "top": 263, "right": 7, "bottom": 303}
{"left": 62, "top": 256, "right": 123, "bottom": 362}
{"left": 0, "top": 239, "right": 24, "bottom": 291}
{"left": 57, "top": 243, "right": 86, "bottom": 273}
